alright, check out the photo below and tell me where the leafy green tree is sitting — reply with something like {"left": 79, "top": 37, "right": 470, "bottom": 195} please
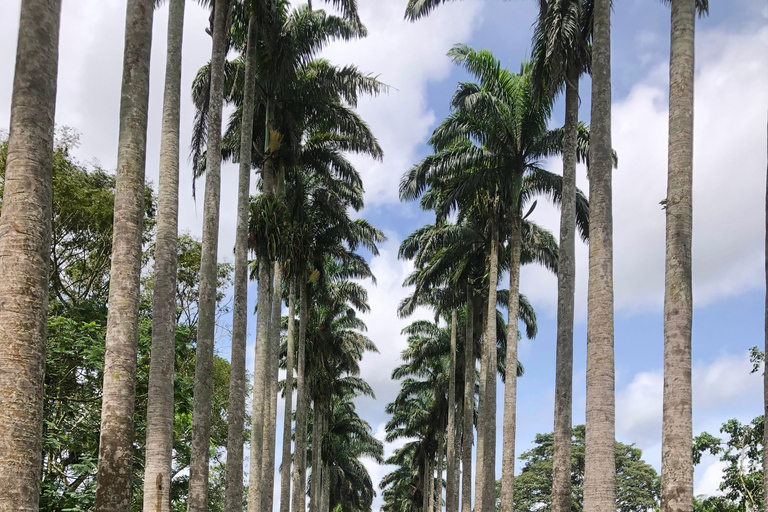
{"left": 509, "top": 425, "right": 659, "bottom": 512}
{"left": 693, "top": 417, "right": 764, "bottom": 511}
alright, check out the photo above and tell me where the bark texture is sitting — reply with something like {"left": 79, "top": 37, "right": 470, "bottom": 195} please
{"left": 94, "top": 1, "right": 153, "bottom": 510}
{"left": 499, "top": 220, "right": 521, "bottom": 512}
{"left": 475, "top": 226, "right": 499, "bottom": 512}
{"left": 292, "top": 281, "right": 310, "bottom": 512}
{"left": 661, "top": 1, "right": 695, "bottom": 510}
{"left": 225, "top": 10, "right": 258, "bottom": 512}
{"left": 186, "top": 1, "right": 230, "bottom": 510}
{"left": 445, "top": 309, "right": 459, "bottom": 512}
{"left": 461, "top": 287, "right": 474, "bottom": 512}
{"left": 551, "top": 68, "right": 579, "bottom": 512}
{"left": 248, "top": 261, "right": 273, "bottom": 512}
{"left": 583, "top": 0, "right": 616, "bottom": 510}
{"left": 142, "top": 3, "right": 184, "bottom": 511}
{"left": 311, "top": 399, "right": 323, "bottom": 512}
{"left": 0, "top": 1, "right": 60, "bottom": 510}
{"left": 261, "top": 263, "right": 284, "bottom": 512}
{"left": 764, "top": 115, "right": 768, "bottom": 512}
{"left": 280, "top": 281, "right": 298, "bottom": 512}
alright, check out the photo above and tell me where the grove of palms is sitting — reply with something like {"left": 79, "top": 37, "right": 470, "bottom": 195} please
{"left": 2, "top": 1, "right": 762, "bottom": 512}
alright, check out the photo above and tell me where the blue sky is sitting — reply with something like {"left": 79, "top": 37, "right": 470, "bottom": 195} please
{"left": 1, "top": 0, "right": 767, "bottom": 508}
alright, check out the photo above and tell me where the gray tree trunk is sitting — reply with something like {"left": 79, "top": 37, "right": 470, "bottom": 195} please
{"left": 661, "top": 1, "right": 695, "bottom": 511}
{"left": 445, "top": 309, "right": 459, "bottom": 512}
{"left": 261, "top": 262, "right": 284, "bottom": 512}
{"left": 551, "top": 67, "right": 579, "bottom": 512}
{"left": 764, "top": 115, "right": 768, "bottom": 512}
{"left": 424, "top": 454, "right": 433, "bottom": 512}
{"left": 435, "top": 430, "right": 444, "bottom": 512}
{"left": 142, "top": 2, "right": 184, "bottom": 511}
{"left": 248, "top": 91, "right": 279, "bottom": 512}
{"left": 248, "top": 261, "right": 273, "bottom": 512}
{"left": 292, "top": 280, "right": 310, "bottom": 512}
{"left": 186, "top": 0, "right": 230, "bottom": 510}
{"left": 476, "top": 224, "right": 499, "bottom": 512}
{"left": 280, "top": 280, "right": 297, "bottom": 512}
{"left": 500, "top": 219, "right": 521, "bottom": 512}
{"left": 461, "top": 286, "right": 474, "bottom": 512}
{"left": 94, "top": 1, "right": 153, "bottom": 510}
{"left": 224, "top": 7, "right": 258, "bottom": 512}
{"left": 311, "top": 398, "right": 323, "bottom": 512}
{"left": 0, "top": 1, "right": 60, "bottom": 510}
{"left": 583, "top": 0, "right": 616, "bottom": 510}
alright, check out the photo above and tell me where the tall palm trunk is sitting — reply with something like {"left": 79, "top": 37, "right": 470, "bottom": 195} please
{"left": 424, "top": 454, "right": 433, "bottom": 512}
{"left": 94, "top": 1, "right": 153, "bottom": 510}
{"left": 311, "top": 398, "right": 323, "bottom": 512}
{"left": 248, "top": 95, "right": 279, "bottom": 512}
{"left": 142, "top": 2, "right": 184, "bottom": 511}
{"left": 551, "top": 67, "right": 579, "bottom": 512}
{"left": 435, "top": 430, "right": 444, "bottom": 512}
{"left": 262, "top": 262, "right": 284, "bottom": 512}
{"left": 661, "top": 1, "right": 695, "bottom": 510}
{"left": 225, "top": 8, "right": 258, "bottom": 512}
{"left": 0, "top": 1, "right": 60, "bottom": 510}
{"left": 292, "top": 279, "right": 310, "bottom": 512}
{"left": 445, "top": 309, "right": 459, "bottom": 512}
{"left": 280, "top": 280, "right": 298, "bottom": 512}
{"left": 248, "top": 260, "right": 273, "bottom": 512}
{"left": 461, "top": 285, "right": 474, "bottom": 512}
{"left": 500, "top": 219, "right": 522, "bottom": 512}
{"left": 764, "top": 117, "right": 768, "bottom": 512}
{"left": 583, "top": 0, "right": 615, "bottom": 510}
{"left": 475, "top": 221, "right": 499, "bottom": 512}
{"left": 187, "top": 0, "right": 230, "bottom": 510}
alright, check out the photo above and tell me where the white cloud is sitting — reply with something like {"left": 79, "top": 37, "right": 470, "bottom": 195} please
{"left": 617, "top": 352, "right": 761, "bottom": 446}
{"left": 694, "top": 458, "right": 727, "bottom": 498}
{"left": 520, "top": 26, "right": 768, "bottom": 318}
{"left": 319, "top": 0, "right": 484, "bottom": 206}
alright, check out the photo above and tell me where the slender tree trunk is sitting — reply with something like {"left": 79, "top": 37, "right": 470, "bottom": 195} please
{"left": 311, "top": 398, "right": 323, "bottom": 512}
{"left": 661, "top": 2, "right": 695, "bottom": 511}
{"left": 321, "top": 414, "right": 331, "bottom": 512}
{"left": 142, "top": 2, "right": 184, "bottom": 511}
{"left": 225, "top": 8, "right": 257, "bottom": 512}
{"left": 187, "top": 1, "right": 230, "bottom": 510}
{"left": 500, "top": 219, "right": 521, "bottom": 512}
{"left": 262, "top": 262, "right": 284, "bottom": 512}
{"left": 551, "top": 67, "right": 579, "bottom": 512}
{"left": 248, "top": 91, "right": 279, "bottom": 512}
{"left": 424, "top": 454, "right": 433, "bottom": 512}
{"left": 0, "top": 1, "right": 60, "bottom": 510}
{"left": 764, "top": 114, "right": 768, "bottom": 512}
{"left": 94, "top": 1, "right": 153, "bottom": 510}
{"left": 583, "top": 0, "right": 615, "bottom": 510}
{"left": 280, "top": 280, "right": 297, "bottom": 512}
{"left": 249, "top": 260, "right": 273, "bottom": 512}
{"left": 436, "top": 430, "right": 444, "bottom": 512}
{"left": 292, "top": 280, "right": 310, "bottom": 512}
{"left": 476, "top": 223, "right": 499, "bottom": 512}
{"left": 453, "top": 382, "right": 462, "bottom": 512}
{"left": 446, "top": 309, "right": 459, "bottom": 512}
{"left": 461, "top": 285, "right": 474, "bottom": 512}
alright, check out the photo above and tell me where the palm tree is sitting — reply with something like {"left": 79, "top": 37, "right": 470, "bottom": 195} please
{"left": 402, "top": 46, "right": 592, "bottom": 512}
{"left": 280, "top": 279, "right": 298, "bottom": 512}
{"left": 94, "top": 0, "right": 154, "bottom": 510}
{"left": 660, "top": 1, "right": 707, "bottom": 510}
{"left": 142, "top": 2, "right": 185, "bottom": 511}
{"left": 225, "top": 1, "right": 261, "bottom": 511}
{"left": 187, "top": 0, "right": 230, "bottom": 510}
{"left": 0, "top": 1, "right": 61, "bottom": 510}
{"left": 583, "top": 0, "right": 614, "bottom": 509}
{"left": 530, "top": 2, "right": 591, "bottom": 509}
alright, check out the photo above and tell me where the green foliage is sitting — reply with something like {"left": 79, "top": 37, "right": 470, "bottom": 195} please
{"left": 512, "top": 425, "right": 660, "bottom": 512}
{"left": 693, "top": 417, "right": 765, "bottom": 511}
